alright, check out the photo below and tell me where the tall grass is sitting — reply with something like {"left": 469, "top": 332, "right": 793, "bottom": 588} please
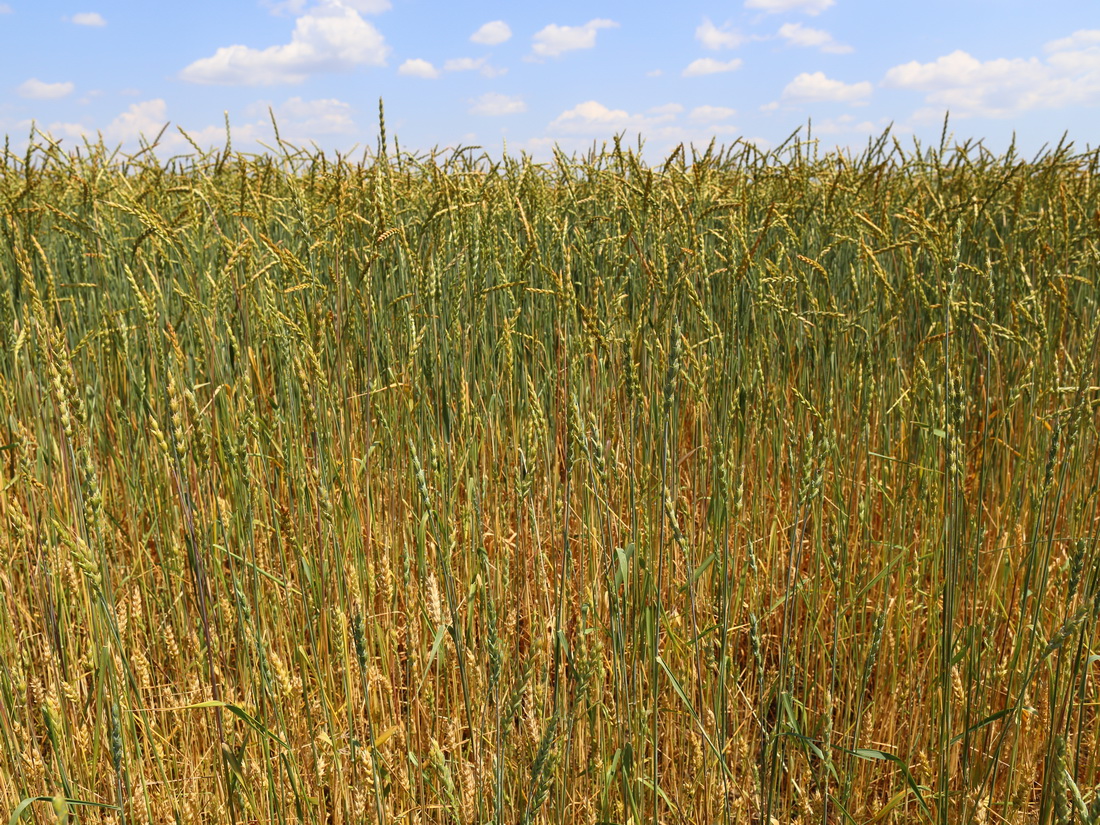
{"left": 1, "top": 118, "right": 1098, "bottom": 824}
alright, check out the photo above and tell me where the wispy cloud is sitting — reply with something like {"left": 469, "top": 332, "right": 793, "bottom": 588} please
{"left": 683, "top": 58, "right": 743, "bottom": 77}
{"left": 248, "top": 96, "right": 356, "bottom": 134}
{"left": 18, "top": 78, "right": 75, "bottom": 99}
{"left": 103, "top": 99, "right": 169, "bottom": 143}
{"left": 745, "top": 0, "right": 834, "bottom": 15}
{"left": 778, "top": 23, "right": 850, "bottom": 53}
{"left": 180, "top": 3, "right": 389, "bottom": 85}
{"left": 548, "top": 100, "right": 682, "bottom": 135}
{"left": 444, "top": 57, "right": 483, "bottom": 71}
{"left": 469, "top": 92, "right": 526, "bottom": 116}
{"left": 68, "top": 12, "right": 106, "bottom": 26}
{"left": 780, "top": 71, "right": 871, "bottom": 104}
{"left": 884, "top": 31, "right": 1100, "bottom": 118}
{"left": 531, "top": 19, "right": 618, "bottom": 58}
{"left": 532, "top": 101, "right": 740, "bottom": 159}
{"left": 42, "top": 95, "right": 360, "bottom": 152}
{"left": 812, "top": 114, "right": 891, "bottom": 135}
{"left": 265, "top": 0, "right": 390, "bottom": 14}
{"left": 690, "top": 105, "right": 736, "bottom": 121}
{"left": 398, "top": 59, "right": 439, "bottom": 79}
{"left": 1044, "top": 29, "right": 1100, "bottom": 52}
{"left": 696, "top": 19, "right": 744, "bottom": 50}
{"left": 38, "top": 100, "right": 174, "bottom": 146}
{"left": 444, "top": 57, "right": 507, "bottom": 77}
{"left": 471, "top": 20, "right": 511, "bottom": 45}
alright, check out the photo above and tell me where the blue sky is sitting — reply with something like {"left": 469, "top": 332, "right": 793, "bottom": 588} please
{"left": 2, "top": 0, "right": 1098, "bottom": 160}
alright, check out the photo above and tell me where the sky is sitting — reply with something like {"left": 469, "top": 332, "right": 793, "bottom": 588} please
{"left": 2, "top": 0, "right": 1099, "bottom": 162}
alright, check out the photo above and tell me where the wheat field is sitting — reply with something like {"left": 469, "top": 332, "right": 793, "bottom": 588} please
{"left": 1, "top": 117, "right": 1099, "bottom": 824}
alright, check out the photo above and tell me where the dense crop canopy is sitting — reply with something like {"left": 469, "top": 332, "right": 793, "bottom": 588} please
{"left": 1, "top": 127, "right": 1098, "bottom": 824}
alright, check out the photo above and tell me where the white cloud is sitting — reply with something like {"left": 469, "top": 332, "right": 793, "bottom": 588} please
{"left": 778, "top": 23, "right": 850, "bottom": 53}
{"left": 255, "top": 96, "right": 356, "bottom": 134}
{"left": 0, "top": 4, "right": 12, "bottom": 12}
{"left": 549, "top": 101, "right": 646, "bottom": 134}
{"left": 398, "top": 58, "right": 439, "bottom": 78}
{"left": 683, "top": 57, "right": 743, "bottom": 77}
{"left": 172, "top": 122, "right": 264, "bottom": 152}
{"left": 471, "top": 20, "right": 511, "bottom": 45}
{"left": 811, "top": 114, "right": 891, "bottom": 136}
{"left": 34, "top": 122, "right": 89, "bottom": 143}
{"left": 180, "top": 3, "right": 389, "bottom": 85}
{"left": 178, "top": 97, "right": 355, "bottom": 149}
{"left": 102, "top": 99, "right": 169, "bottom": 143}
{"left": 884, "top": 34, "right": 1100, "bottom": 118}
{"left": 31, "top": 96, "right": 357, "bottom": 154}
{"left": 1045, "top": 29, "right": 1100, "bottom": 53}
{"left": 649, "top": 103, "right": 684, "bottom": 118}
{"left": 780, "top": 71, "right": 871, "bottom": 104}
{"left": 445, "top": 57, "right": 484, "bottom": 72}
{"left": 443, "top": 56, "right": 506, "bottom": 77}
{"left": 531, "top": 19, "right": 618, "bottom": 58}
{"left": 745, "top": 0, "right": 834, "bottom": 14}
{"left": 339, "top": 0, "right": 390, "bottom": 10}
{"left": 690, "top": 105, "right": 736, "bottom": 121}
{"left": 1046, "top": 32, "right": 1100, "bottom": 77}
{"left": 265, "top": 0, "right": 390, "bottom": 14}
{"left": 17, "top": 78, "right": 75, "bottom": 99}
{"left": 469, "top": 92, "right": 526, "bottom": 116}
{"left": 531, "top": 101, "right": 741, "bottom": 160}
{"left": 548, "top": 100, "right": 683, "bottom": 135}
{"left": 646, "top": 69, "right": 663, "bottom": 77}
{"left": 696, "top": 19, "right": 743, "bottom": 50}
{"left": 69, "top": 12, "right": 105, "bottom": 26}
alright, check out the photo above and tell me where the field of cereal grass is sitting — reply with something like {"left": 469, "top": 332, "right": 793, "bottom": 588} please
{"left": 1, "top": 117, "right": 1099, "bottom": 824}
